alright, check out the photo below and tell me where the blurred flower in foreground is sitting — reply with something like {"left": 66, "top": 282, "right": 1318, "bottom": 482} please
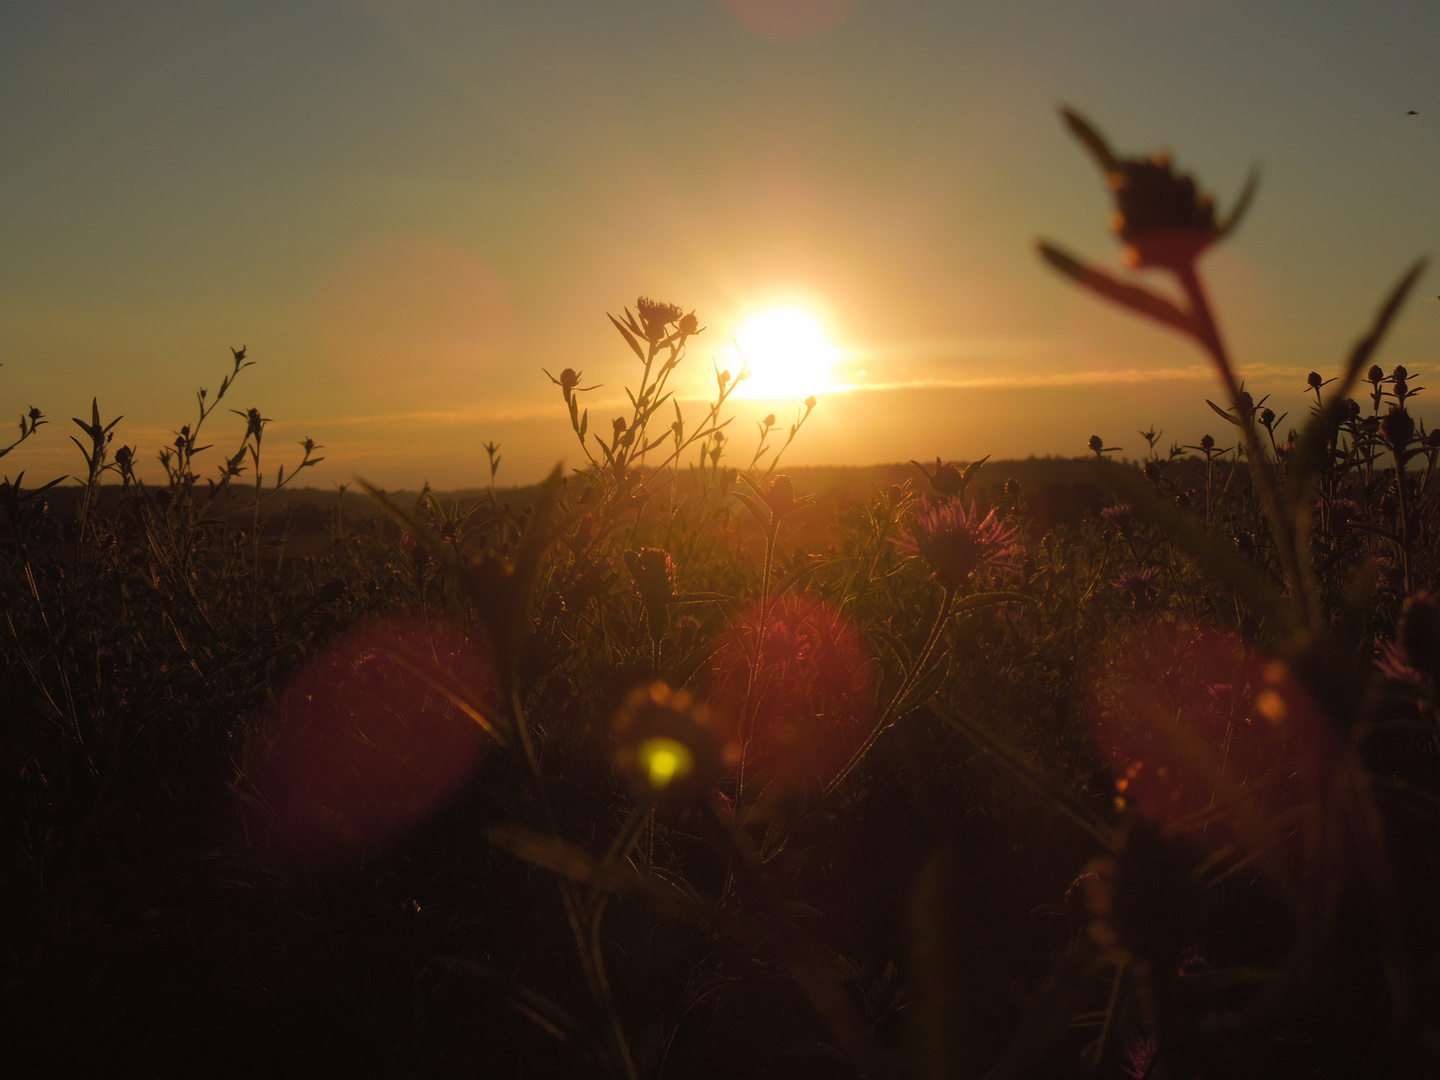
{"left": 1061, "top": 109, "right": 1253, "bottom": 274}
{"left": 611, "top": 683, "right": 733, "bottom": 806}
{"left": 893, "top": 497, "right": 1023, "bottom": 591}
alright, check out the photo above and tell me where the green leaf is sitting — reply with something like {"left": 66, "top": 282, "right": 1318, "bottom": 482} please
{"left": 1038, "top": 243, "right": 1197, "bottom": 337}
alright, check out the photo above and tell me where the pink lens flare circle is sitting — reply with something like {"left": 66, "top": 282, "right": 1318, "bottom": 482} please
{"left": 720, "top": 0, "right": 862, "bottom": 40}
{"left": 705, "top": 593, "right": 873, "bottom": 795}
{"left": 256, "top": 617, "right": 496, "bottom": 863}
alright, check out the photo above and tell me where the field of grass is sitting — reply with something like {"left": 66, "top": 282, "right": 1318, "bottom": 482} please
{"left": 6, "top": 113, "right": 1440, "bottom": 1079}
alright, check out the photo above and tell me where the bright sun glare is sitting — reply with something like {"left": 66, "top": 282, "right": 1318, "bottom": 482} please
{"left": 728, "top": 307, "right": 839, "bottom": 400}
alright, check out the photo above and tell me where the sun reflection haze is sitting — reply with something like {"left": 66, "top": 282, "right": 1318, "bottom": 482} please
{"left": 726, "top": 306, "right": 842, "bottom": 400}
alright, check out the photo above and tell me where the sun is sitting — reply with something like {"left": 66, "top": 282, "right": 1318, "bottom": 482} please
{"left": 728, "top": 306, "right": 839, "bottom": 400}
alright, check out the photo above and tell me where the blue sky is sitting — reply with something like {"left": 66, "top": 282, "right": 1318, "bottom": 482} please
{"left": 3, "top": 0, "right": 1438, "bottom": 486}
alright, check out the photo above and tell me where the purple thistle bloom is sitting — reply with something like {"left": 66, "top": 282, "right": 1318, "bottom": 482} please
{"left": 1114, "top": 566, "right": 1161, "bottom": 594}
{"left": 1375, "top": 640, "right": 1423, "bottom": 684}
{"left": 893, "top": 498, "right": 1023, "bottom": 590}
{"left": 1101, "top": 503, "right": 1136, "bottom": 538}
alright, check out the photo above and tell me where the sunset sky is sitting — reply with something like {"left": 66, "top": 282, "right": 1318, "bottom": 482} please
{"left": 3, "top": 0, "right": 1439, "bottom": 488}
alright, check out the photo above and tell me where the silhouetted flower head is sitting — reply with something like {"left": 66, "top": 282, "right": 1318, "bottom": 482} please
{"left": 1381, "top": 407, "right": 1415, "bottom": 452}
{"left": 635, "top": 296, "right": 684, "bottom": 342}
{"left": 1101, "top": 503, "right": 1136, "bottom": 538}
{"left": 893, "top": 497, "right": 1024, "bottom": 591}
{"left": 1105, "top": 150, "right": 1218, "bottom": 270}
{"left": 911, "top": 456, "right": 976, "bottom": 499}
{"left": 1368, "top": 364, "right": 1386, "bottom": 386}
{"left": 1199, "top": 434, "right": 1215, "bottom": 452}
{"left": 1114, "top": 566, "right": 1162, "bottom": 609}
{"left": 559, "top": 367, "right": 580, "bottom": 391}
{"left": 1307, "top": 371, "right": 1323, "bottom": 391}
{"left": 677, "top": 311, "right": 700, "bottom": 337}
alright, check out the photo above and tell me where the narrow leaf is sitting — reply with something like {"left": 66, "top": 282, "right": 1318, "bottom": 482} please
{"left": 1038, "top": 243, "right": 1197, "bottom": 337}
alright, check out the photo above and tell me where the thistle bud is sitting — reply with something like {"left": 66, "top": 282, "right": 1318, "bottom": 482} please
{"left": 763, "top": 414, "right": 776, "bottom": 428}
{"left": 1306, "top": 371, "right": 1323, "bottom": 391}
{"left": 1089, "top": 435, "right": 1106, "bottom": 455}
{"left": 1381, "top": 407, "right": 1415, "bottom": 452}
{"left": 1199, "top": 434, "right": 1215, "bottom": 452}
{"left": 1368, "top": 365, "right": 1385, "bottom": 385}
{"left": 1393, "top": 365, "right": 1409, "bottom": 382}
{"left": 559, "top": 367, "right": 580, "bottom": 391}
{"left": 678, "top": 311, "right": 699, "bottom": 336}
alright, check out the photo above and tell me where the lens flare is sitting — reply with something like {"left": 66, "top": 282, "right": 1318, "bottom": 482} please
{"left": 729, "top": 306, "right": 840, "bottom": 400}
{"left": 637, "top": 737, "right": 694, "bottom": 790}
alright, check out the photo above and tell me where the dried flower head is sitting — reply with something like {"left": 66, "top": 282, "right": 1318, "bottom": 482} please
{"left": 893, "top": 497, "right": 1024, "bottom": 591}
{"left": 635, "top": 296, "right": 684, "bottom": 342}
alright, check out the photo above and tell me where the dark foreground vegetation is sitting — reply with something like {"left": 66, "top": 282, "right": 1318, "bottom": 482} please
{"left": 7, "top": 111, "right": 1440, "bottom": 1079}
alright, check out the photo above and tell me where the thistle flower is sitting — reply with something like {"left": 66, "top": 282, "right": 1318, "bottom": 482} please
{"left": 1101, "top": 503, "right": 1136, "bottom": 538}
{"left": 635, "top": 296, "right": 684, "bottom": 343}
{"left": 893, "top": 497, "right": 1023, "bottom": 591}
{"left": 1381, "top": 406, "right": 1415, "bottom": 452}
{"left": 1114, "top": 566, "right": 1162, "bottom": 609}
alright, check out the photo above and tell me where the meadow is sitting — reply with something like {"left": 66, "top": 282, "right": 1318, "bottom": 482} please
{"left": 5, "top": 112, "right": 1440, "bottom": 1079}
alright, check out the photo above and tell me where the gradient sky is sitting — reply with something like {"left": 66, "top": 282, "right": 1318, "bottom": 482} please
{"left": 3, "top": 0, "right": 1439, "bottom": 488}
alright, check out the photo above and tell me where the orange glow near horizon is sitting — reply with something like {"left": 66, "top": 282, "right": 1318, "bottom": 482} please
{"left": 725, "top": 306, "right": 843, "bottom": 401}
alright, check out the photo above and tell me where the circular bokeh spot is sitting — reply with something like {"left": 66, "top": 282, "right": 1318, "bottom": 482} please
{"left": 256, "top": 617, "right": 495, "bottom": 863}
{"left": 720, "top": 0, "right": 862, "bottom": 40}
